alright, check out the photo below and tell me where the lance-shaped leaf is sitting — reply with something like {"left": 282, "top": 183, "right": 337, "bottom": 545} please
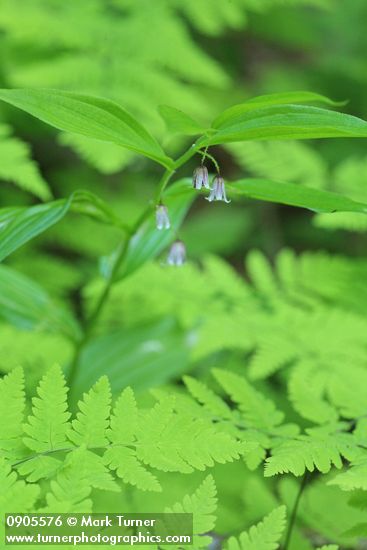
{"left": 0, "top": 190, "right": 125, "bottom": 262}
{"left": 212, "top": 91, "right": 345, "bottom": 128}
{"left": 0, "top": 264, "right": 80, "bottom": 339}
{"left": 204, "top": 105, "right": 367, "bottom": 145}
{"left": 0, "top": 88, "right": 173, "bottom": 168}
{"left": 0, "top": 199, "right": 71, "bottom": 263}
{"left": 158, "top": 105, "right": 207, "bottom": 136}
{"left": 227, "top": 179, "right": 367, "bottom": 214}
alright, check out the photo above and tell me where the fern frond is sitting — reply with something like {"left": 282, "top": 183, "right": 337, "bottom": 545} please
{"left": 136, "top": 396, "right": 244, "bottom": 473}
{"left": 327, "top": 367, "right": 367, "bottom": 419}
{"left": 0, "top": 457, "right": 40, "bottom": 515}
{"left": 105, "top": 446, "right": 161, "bottom": 492}
{"left": 0, "top": 368, "right": 25, "bottom": 460}
{"left": 265, "top": 434, "right": 358, "bottom": 477}
{"left": 69, "top": 446, "right": 119, "bottom": 493}
{"left": 213, "top": 369, "right": 284, "bottom": 430}
{"left": 329, "top": 459, "right": 367, "bottom": 491}
{"left": 23, "top": 366, "right": 70, "bottom": 452}
{"left": 166, "top": 475, "right": 217, "bottom": 548}
{"left": 228, "top": 140, "right": 327, "bottom": 189}
{"left": 44, "top": 451, "right": 93, "bottom": 513}
{"left": 288, "top": 362, "right": 338, "bottom": 424}
{"left": 0, "top": 123, "right": 51, "bottom": 200}
{"left": 183, "top": 375, "right": 233, "bottom": 420}
{"left": 16, "top": 455, "right": 62, "bottom": 482}
{"left": 104, "top": 387, "right": 161, "bottom": 492}
{"left": 106, "top": 387, "right": 137, "bottom": 445}
{"left": 68, "top": 376, "right": 111, "bottom": 447}
{"left": 225, "top": 505, "right": 286, "bottom": 550}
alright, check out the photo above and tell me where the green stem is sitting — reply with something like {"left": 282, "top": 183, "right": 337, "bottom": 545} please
{"left": 283, "top": 473, "right": 308, "bottom": 550}
{"left": 197, "top": 149, "right": 220, "bottom": 174}
{"left": 67, "top": 140, "right": 201, "bottom": 389}
{"left": 67, "top": 238, "right": 130, "bottom": 390}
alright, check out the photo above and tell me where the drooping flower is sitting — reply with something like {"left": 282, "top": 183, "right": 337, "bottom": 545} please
{"left": 192, "top": 166, "right": 210, "bottom": 189}
{"left": 206, "top": 175, "right": 231, "bottom": 203}
{"left": 156, "top": 204, "right": 170, "bottom": 230}
{"left": 167, "top": 240, "right": 186, "bottom": 266}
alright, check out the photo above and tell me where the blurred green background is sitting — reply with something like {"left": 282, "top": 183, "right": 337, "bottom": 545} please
{"left": 1, "top": 2, "right": 367, "bottom": 546}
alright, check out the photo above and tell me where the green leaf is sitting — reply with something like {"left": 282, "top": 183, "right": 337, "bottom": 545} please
{"left": 158, "top": 105, "right": 207, "bottom": 135}
{"left": 68, "top": 447, "right": 119, "bottom": 493}
{"left": 0, "top": 264, "right": 80, "bottom": 339}
{"left": 213, "top": 369, "right": 284, "bottom": 431}
{"left": 183, "top": 376, "right": 233, "bottom": 420}
{"left": 205, "top": 105, "right": 367, "bottom": 146}
{"left": 0, "top": 457, "right": 40, "bottom": 515}
{"left": 264, "top": 434, "right": 357, "bottom": 477}
{"left": 104, "top": 445, "right": 161, "bottom": 493}
{"left": 0, "top": 368, "right": 25, "bottom": 460}
{"left": 225, "top": 505, "right": 286, "bottom": 550}
{"left": 23, "top": 366, "right": 71, "bottom": 453}
{"left": 73, "top": 319, "right": 189, "bottom": 396}
{"left": 212, "top": 91, "right": 345, "bottom": 128}
{"left": 329, "top": 460, "right": 367, "bottom": 491}
{"left": 68, "top": 377, "right": 111, "bottom": 448}
{"left": 165, "top": 475, "right": 217, "bottom": 548}
{"left": 44, "top": 452, "right": 92, "bottom": 513}
{"left": 0, "top": 88, "right": 173, "bottom": 168}
{"left": 16, "top": 456, "right": 62, "bottom": 483}
{"left": 136, "top": 396, "right": 243, "bottom": 473}
{"left": 0, "top": 199, "right": 71, "bottom": 262}
{"left": 227, "top": 179, "right": 367, "bottom": 214}
{"left": 104, "top": 387, "right": 161, "bottom": 492}
{"left": 0, "top": 190, "right": 125, "bottom": 262}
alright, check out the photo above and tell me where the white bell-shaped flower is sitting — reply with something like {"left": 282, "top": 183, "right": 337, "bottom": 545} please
{"left": 167, "top": 240, "right": 186, "bottom": 266}
{"left": 156, "top": 204, "right": 170, "bottom": 230}
{"left": 206, "top": 176, "right": 231, "bottom": 203}
{"left": 192, "top": 166, "right": 210, "bottom": 190}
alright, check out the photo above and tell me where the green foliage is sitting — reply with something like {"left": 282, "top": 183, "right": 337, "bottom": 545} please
{"left": 0, "top": 123, "right": 51, "bottom": 200}
{"left": 228, "top": 178, "right": 367, "bottom": 213}
{"left": 225, "top": 505, "right": 286, "bottom": 550}
{"left": 166, "top": 474, "right": 217, "bottom": 548}
{"left": 1, "top": 2, "right": 367, "bottom": 547}
{"left": 23, "top": 366, "right": 70, "bottom": 452}
{"left": 1, "top": 367, "right": 243, "bottom": 513}
{"left": 0, "top": 264, "right": 79, "bottom": 338}
{"left": 0, "top": 88, "right": 173, "bottom": 168}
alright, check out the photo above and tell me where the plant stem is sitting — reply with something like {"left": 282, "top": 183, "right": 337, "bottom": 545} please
{"left": 197, "top": 148, "right": 220, "bottom": 174}
{"left": 67, "top": 238, "right": 130, "bottom": 390}
{"left": 67, "top": 140, "right": 200, "bottom": 389}
{"left": 283, "top": 473, "right": 308, "bottom": 550}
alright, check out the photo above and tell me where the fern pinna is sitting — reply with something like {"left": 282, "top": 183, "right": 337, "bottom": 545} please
{"left": 2, "top": 362, "right": 366, "bottom": 548}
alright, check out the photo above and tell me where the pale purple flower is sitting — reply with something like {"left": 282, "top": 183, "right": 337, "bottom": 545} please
{"left": 156, "top": 204, "right": 170, "bottom": 230}
{"left": 206, "top": 175, "right": 231, "bottom": 203}
{"left": 193, "top": 166, "right": 210, "bottom": 190}
{"left": 167, "top": 240, "right": 186, "bottom": 266}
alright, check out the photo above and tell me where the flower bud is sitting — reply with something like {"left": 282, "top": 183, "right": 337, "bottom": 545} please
{"left": 206, "top": 175, "right": 230, "bottom": 203}
{"left": 167, "top": 240, "right": 186, "bottom": 266}
{"left": 156, "top": 204, "right": 170, "bottom": 230}
{"left": 193, "top": 166, "right": 210, "bottom": 190}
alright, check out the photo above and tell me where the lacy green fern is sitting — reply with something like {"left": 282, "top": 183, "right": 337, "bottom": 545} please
{"left": 0, "top": 123, "right": 51, "bottom": 200}
{"left": 225, "top": 505, "right": 286, "bottom": 550}
{"left": 1, "top": 367, "right": 243, "bottom": 515}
